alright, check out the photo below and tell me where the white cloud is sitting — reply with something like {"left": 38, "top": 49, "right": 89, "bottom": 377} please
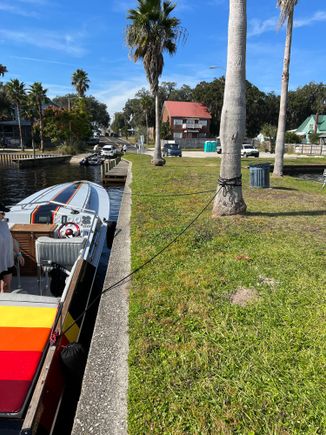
{"left": 0, "top": 29, "right": 86, "bottom": 56}
{"left": 0, "top": 2, "right": 39, "bottom": 17}
{"left": 294, "top": 11, "right": 326, "bottom": 28}
{"left": 10, "top": 55, "right": 78, "bottom": 67}
{"left": 248, "top": 17, "right": 278, "bottom": 37}
{"left": 112, "top": 1, "right": 134, "bottom": 13}
{"left": 248, "top": 10, "right": 326, "bottom": 37}
{"left": 92, "top": 76, "right": 148, "bottom": 115}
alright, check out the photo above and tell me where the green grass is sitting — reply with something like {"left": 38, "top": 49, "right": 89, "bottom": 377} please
{"left": 127, "top": 155, "right": 326, "bottom": 434}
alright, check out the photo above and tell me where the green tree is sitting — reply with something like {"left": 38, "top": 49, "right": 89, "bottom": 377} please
{"left": 127, "top": 0, "right": 185, "bottom": 166}
{"left": 308, "top": 132, "right": 320, "bottom": 144}
{"left": 0, "top": 83, "right": 12, "bottom": 120}
{"left": 6, "top": 79, "right": 26, "bottom": 150}
{"left": 29, "top": 82, "right": 47, "bottom": 152}
{"left": 160, "top": 120, "right": 173, "bottom": 139}
{"left": 274, "top": 0, "right": 298, "bottom": 177}
{"left": 285, "top": 131, "right": 301, "bottom": 143}
{"left": 261, "top": 123, "right": 277, "bottom": 152}
{"left": 111, "top": 112, "right": 128, "bottom": 136}
{"left": 212, "top": 0, "right": 247, "bottom": 216}
{"left": 71, "top": 69, "right": 90, "bottom": 98}
{"left": 193, "top": 78, "right": 225, "bottom": 135}
{"left": 0, "top": 64, "right": 8, "bottom": 77}
{"left": 44, "top": 106, "right": 91, "bottom": 150}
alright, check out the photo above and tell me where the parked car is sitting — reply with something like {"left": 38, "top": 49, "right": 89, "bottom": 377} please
{"left": 163, "top": 143, "right": 182, "bottom": 157}
{"left": 101, "top": 144, "right": 118, "bottom": 158}
{"left": 241, "top": 144, "right": 259, "bottom": 158}
{"left": 216, "top": 142, "right": 222, "bottom": 154}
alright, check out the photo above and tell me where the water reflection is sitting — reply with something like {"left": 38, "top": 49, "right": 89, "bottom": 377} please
{"left": 0, "top": 164, "right": 103, "bottom": 206}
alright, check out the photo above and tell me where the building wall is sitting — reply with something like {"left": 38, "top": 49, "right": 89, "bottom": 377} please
{"left": 162, "top": 105, "right": 211, "bottom": 139}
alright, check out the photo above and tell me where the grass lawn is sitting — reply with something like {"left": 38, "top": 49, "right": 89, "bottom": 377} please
{"left": 126, "top": 154, "right": 326, "bottom": 434}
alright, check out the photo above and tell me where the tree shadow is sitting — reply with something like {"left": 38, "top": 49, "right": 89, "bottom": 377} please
{"left": 271, "top": 187, "right": 298, "bottom": 191}
{"left": 247, "top": 210, "right": 326, "bottom": 217}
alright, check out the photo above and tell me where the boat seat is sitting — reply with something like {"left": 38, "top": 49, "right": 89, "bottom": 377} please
{"left": 35, "top": 236, "right": 87, "bottom": 271}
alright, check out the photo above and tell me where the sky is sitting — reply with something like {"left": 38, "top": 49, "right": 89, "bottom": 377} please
{"left": 1, "top": 0, "right": 326, "bottom": 118}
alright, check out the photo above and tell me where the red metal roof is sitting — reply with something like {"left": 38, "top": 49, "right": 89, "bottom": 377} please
{"left": 163, "top": 101, "right": 212, "bottom": 119}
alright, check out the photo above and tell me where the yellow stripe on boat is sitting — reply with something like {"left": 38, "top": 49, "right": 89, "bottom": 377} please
{"left": 62, "top": 312, "right": 80, "bottom": 342}
{"left": 0, "top": 306, "right": 57, "bottom": 328}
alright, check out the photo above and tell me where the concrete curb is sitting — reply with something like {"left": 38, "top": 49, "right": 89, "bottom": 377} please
{"left": 72, "top": 162, "right": 132, "bottom": 435}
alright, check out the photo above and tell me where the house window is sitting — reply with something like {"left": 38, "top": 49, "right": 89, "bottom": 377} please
{"left": 199, "top": 120, "right": 207, "bottom": 126}
{"left": 173, "top": 119, "right": 182, "bottom": 125}
{"left": 173, "top": 132, "right": 183, "bottom": 139}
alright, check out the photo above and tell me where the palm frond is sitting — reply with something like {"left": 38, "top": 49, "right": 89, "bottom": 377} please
{"left": 277, "top": 0, "right": 298, "bottom": 26}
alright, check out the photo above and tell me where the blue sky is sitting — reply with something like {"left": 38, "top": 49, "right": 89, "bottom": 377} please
{"left": 1, "top": 0, "right": 325, "bottom": 117}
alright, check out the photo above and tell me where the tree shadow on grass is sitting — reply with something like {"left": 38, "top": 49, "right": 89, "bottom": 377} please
{"left": 247, "top": 210, "right": 326, "bottom": 217}
{"left": 271, "top": 187, "right": 298, "bottom": 191}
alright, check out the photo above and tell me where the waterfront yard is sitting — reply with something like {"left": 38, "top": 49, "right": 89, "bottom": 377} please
{"left": 127, "top": 154, "right": 326, "bottom": 434}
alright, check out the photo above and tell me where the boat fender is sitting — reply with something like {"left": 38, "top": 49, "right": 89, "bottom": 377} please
{"left": 49, "top": 264, "right": 67, "bottom": 297}
{"left": 60, "top": 342, "right": 86, "bottom": 380}
{"left": 106, "top": 220, "right": 117, "bottom": 248}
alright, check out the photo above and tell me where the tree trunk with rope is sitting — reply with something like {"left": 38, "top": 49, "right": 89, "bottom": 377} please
{"left": 212, "top": 0, "right": 247, "bottom": 216}
{"left": 152, "top": 91, "right": 165, "bottom": 166}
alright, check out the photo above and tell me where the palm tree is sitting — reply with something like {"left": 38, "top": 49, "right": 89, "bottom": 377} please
{"left": 0, "top": 64, "right": 8, "bottom": 77}
{"left": 29, "top": 82, "right": 47, "bottom": 152}
{"left": 6, "top": 79, "right": 26, "bottom": 151}
{"left": 273, "top": 0, "right": 298, "bottom": 177}
{"left": 212, "top": 0, "right": 247, "bottom": 216}
{"left": 71, "top": 69, "right": 90, "bottom": 98}
{"left": 126, "top": 0, "right": 185, "bottom": 166}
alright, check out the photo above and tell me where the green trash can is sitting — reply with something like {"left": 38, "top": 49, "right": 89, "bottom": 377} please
{"left": 249, "top": 163, "right": 271, "bottom": 188}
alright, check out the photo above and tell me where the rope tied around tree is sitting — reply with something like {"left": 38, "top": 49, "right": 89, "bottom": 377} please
{"left": 218, "top": 175, "right": 243, "bottom": 200}
{"left": 218, "top": 174, "right": 242, "bottom": 188}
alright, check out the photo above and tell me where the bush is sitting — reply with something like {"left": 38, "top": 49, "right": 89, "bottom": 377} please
{"left": 285, "top": 131, "right": 301, "bottom": 144}
{"left": 308, "top": 132, "right": 320, "bottom": 144}
{"left": 57, "top": 141, "right": 84, "bottom": 155}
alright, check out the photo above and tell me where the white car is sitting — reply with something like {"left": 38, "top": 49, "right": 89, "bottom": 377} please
{"left": 241, "top": 144, "right": 259, "bottom": 158}
{"left": 101, "top": 144, "right": 118, "bottom": 159}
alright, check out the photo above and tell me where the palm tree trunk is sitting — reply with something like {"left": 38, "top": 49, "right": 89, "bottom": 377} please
{"left": 314, "top": 113, "right": 319, "bottom": 134}
{"left": 212, "top": 0, "right": 247, "bottom": 216}
{"left": 152, "top": 91, "right": 165, "bottom": 166}
{"left": 145, "top": 111, "right": 149, "bottom": 145}
{"left": 273, "top": 9, "right": 294, "bottom": 177}
{"left": 16, "top": 104, "right": 24, "bottom": 152}
{"left": 39, "top": 104, "right": 44, "bottom": 153}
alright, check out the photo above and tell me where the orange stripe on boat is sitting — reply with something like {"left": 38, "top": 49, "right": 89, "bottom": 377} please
{"left": 0, "top": 327, "right": 50, "bottom": 352}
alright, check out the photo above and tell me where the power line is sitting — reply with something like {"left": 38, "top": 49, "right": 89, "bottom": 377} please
{"left": 62, "top": 188, "right": 220, "bottom": 336}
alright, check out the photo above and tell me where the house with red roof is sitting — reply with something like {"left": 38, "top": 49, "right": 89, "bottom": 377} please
{"left": 162, "top": 101, "right": 212, "bottom": 139}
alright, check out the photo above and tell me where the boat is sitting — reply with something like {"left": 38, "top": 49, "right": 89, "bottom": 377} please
{"left": 80, "top": 153, "right": 103, "bottom": 166}
{"left": 0, "top": 180, "right": 110, "bottom": 434}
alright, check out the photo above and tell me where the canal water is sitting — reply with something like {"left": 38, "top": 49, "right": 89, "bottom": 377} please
{"left": 0, "top": 163, "right": 124, "bottom": 434}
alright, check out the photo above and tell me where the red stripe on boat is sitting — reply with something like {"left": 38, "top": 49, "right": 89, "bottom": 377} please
{"left": 0, "top": 380, "right": 31, "bottom": 413}
{"left": 0, "top": 351, "right": 42, "bottom": 381}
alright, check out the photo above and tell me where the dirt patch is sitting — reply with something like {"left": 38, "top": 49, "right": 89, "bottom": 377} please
{"left": 258, "top": 275, "right": 279, "bottom": 289}
{"left": 230, "top": 287, "right": 259, "bottom": 307}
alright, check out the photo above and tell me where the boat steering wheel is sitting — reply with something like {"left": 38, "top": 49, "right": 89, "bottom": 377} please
{"left": 58, "top": 222, "right": 81, "bottom": 238}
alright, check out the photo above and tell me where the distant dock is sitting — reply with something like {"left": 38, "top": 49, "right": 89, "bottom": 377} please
{"left": 0, "top": 152, "right": 71, "bottom": 167}
{"left": 102, "top": 158, "right": 129, "bottom": 184}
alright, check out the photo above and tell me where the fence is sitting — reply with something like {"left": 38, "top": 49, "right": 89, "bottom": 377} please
{"left": 0, "top": 153, "right": 60, "bottom": 165}
{"left": 293, "top": 143, "right": 326, "bottom": 156}
{"left": 161, "top": 138, "right": 218, "bottom": 150}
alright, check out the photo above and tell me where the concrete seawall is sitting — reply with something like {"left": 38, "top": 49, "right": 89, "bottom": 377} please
{"left": 72, "top": 162, "right": 131, "bottom": 435}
